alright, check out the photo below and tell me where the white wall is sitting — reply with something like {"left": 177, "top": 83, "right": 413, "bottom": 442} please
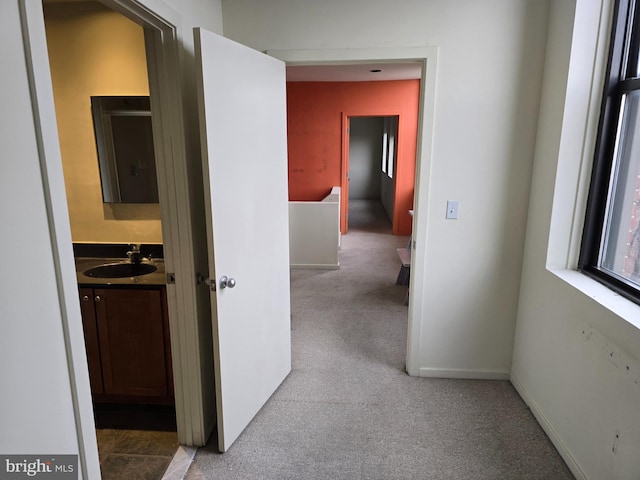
{"left": 222, "top": 0, "right": 549, "bottom": 377}
{"left": 0, "top": 0, "right": 223, "bottom": 473}
{"left": 512, "top": 0, "right": 640, "bottom": 479}
{"left": 1, "top": 0, "right": 88, "bottom": 473}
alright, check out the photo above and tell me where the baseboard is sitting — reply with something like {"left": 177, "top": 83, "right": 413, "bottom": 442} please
{"left": 510, "top": 373, "right": 588, "bottom": 480}
{"left": 418, "top": 367, "right": 510, "bottom": 380}
{"left": 290, "top": 263, "right": 339, "bottom": 270}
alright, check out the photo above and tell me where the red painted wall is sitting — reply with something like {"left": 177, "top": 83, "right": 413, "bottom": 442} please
{"left": 286, "top": 80, "right": 420, "bottom": 235}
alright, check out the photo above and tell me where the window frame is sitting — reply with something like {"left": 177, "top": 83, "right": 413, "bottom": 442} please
{"left": 580, "top": 0, "right": 640, "bottom": 304}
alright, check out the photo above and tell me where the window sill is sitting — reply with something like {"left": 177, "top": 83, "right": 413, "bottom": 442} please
{"left": 548, "top": 268, "right": 640, "bottom": 331}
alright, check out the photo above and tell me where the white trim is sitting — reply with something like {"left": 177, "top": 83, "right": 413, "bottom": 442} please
{"left": 542, "top": 0, "right": 640, "bottom": 332}
{"left": 99, "top": 0, "right": 213, "bottom": 447}
{"left": 100, "top": 0, "right": 181, "bottom": 30}
{"left": 545, "top": 0, "right": 613, "bottom": 271}
{"left": 143, "top": 26, "right": 197, "bottom": 446}
{"left": 565, "top": 0, "right": 611, "bottom": 268}
{"left": 550, "top": 268, "right": 640, "bottom": 330}
{"left": 267, "top": 47, "right": 439, "bottom": 378}
{"left": 510, "top": 373, "right": 589, "bottom": 480}
{"left": 268, "top": 47, "right": 440, "bottom": 65}
{"left": 419, "top": 368, "right": 510, "bottom": 380}
{"left": 19, "top": 1, "right": 101, "bottom": 478}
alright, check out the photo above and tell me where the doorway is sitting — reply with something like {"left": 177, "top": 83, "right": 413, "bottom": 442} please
{"left": 37, "top": 0, "right": 216, "bottom": 457}
{"left": 42, "top": 2, "right": 178, "bottom": 476}
{"left": 272, "top": 48, "right": 439, "bottom": 377}
{"left": 29, "top": 0, "right": 293, "bottom": 470}
{"left": 347, "top": 115, "right": 399, "bottom": 231}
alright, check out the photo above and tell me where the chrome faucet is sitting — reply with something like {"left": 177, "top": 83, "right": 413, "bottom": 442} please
{"left": 127, "top": 244, "right": 143, "bottom": 264}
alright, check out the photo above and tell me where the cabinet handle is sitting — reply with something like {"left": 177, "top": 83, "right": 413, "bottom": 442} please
{"left": 82, "top": 295, "right": 90, "bottom": 302}
{"left": 95, "top": 295, "right": 102, "bottom": 302}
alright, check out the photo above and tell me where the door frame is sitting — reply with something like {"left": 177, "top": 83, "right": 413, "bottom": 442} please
{"left": 107, "top": 0, "right": 217, "bottom": 448}
{"left": 267, "top": 47, "right": 438, "bottom": 376}
{"left": 24, "top": 0, "right": 214, "bottom": 462}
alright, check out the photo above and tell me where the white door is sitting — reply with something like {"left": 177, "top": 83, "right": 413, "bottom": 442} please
{"left": 194, "top": 28, "right": 292, "bottom": 452}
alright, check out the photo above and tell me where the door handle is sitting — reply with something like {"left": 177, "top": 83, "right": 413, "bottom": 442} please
{"left": 220, "top": 275, "right": 236, "bottom": 289}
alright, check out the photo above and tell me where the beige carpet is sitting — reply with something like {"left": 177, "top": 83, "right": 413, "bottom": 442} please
{"left": 185, "top": 200, "right": 574, "bottom": 480}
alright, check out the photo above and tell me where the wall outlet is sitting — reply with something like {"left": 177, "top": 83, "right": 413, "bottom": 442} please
{"left": 446, "top": 200, "right": 459, "bottom": 219}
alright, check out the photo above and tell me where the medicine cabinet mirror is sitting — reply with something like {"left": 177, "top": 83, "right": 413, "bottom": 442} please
{"left": 91, "top": 96, "right": 159, "bottom": 203}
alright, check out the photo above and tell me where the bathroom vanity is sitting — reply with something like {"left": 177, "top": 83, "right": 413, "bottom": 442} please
{"left": 75, "top": 245, "right": 174, "bottom": 406}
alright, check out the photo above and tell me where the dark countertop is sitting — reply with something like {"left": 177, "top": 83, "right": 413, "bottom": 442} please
{"left": 75, "top": 257, "right": 166, "bottom": 286}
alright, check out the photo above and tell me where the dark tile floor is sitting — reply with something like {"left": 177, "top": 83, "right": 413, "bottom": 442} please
{"left": 96, "top": 429, "right": 179, "bottom": 480}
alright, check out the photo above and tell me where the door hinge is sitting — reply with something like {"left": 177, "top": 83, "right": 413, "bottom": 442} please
{"left": 166, "top": 272, "right": 176, "bottom": 284}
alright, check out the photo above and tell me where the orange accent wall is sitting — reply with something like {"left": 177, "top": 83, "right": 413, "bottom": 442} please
{"left": 286, "top": 80, "right": 420, "bottom": 235}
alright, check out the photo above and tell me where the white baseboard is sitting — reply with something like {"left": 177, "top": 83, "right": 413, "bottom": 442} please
{"left": 510, "top": 373, "right": 588, "bottom": 480}
{"left": 418, "top": 367, "right": 510, "bottom": 380}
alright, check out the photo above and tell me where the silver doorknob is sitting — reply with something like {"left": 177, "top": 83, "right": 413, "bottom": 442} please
{"left": 220, "top": 276, "right": 236, "bottom": 289}
{"left": 95, "top": 295, "right": 102, "bottom": 302}
{"left": 82, "top": 295, "right": 90, "bottom": 302}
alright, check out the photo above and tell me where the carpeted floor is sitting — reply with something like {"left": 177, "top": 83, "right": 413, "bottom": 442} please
{"left": 185, "top": 200, "right": 574, "bottom": 480}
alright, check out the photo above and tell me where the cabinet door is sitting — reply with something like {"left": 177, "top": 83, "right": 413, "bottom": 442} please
{"left": 79, "top": 288, "right": 104, "bottom": 395}
{"left": 94, "top": 288, "right": 169, "bottom": 398}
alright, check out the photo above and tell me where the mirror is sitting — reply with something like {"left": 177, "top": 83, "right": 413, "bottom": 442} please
{"left": 91, "top": 96, "right": 159, "bottom": 203}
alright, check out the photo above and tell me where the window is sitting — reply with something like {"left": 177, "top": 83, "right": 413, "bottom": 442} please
{"left": 580, "top": 0, "right": 640, "bottom": 303}
{"left": 381, "top": 116, "right": 398, "bottom": 179}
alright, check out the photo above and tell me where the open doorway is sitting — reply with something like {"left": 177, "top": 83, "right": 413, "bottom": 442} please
{"left": 276, "top": 50, "right": 439, "bottom": 376}
{"left": 37, "top": 0, "right": 220, "bottom": 455}
{"left": 27, "top": 0, "right": 293, "bottom": 469}
{"left": 347, "top": 115, "right": 399, "bottom": 231}
{"left": 42, "top": 1, "right": 179, "bottom": 475}
{"left": 39, "top": 0, "right": 292, "bottom": 461}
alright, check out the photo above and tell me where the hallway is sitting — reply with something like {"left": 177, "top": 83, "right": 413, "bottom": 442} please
{"left": 185, "top": 200, "right": 574, "bottom": 480}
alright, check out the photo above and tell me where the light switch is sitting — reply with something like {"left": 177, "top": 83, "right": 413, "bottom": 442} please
{"left": 446, "top": 201, "right": 459, "bottom": 219}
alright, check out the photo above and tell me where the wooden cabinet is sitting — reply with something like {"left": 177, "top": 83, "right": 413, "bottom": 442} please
{"left": 79, "top": 287, "right": 173, "bottom": 405}
{"left": 79, "top": 289, "right": 104, "bottom": 395}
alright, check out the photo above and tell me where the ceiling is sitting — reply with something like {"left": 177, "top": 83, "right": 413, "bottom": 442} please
{"left": 286, "top": 63, "right": 422, "bottom": 82}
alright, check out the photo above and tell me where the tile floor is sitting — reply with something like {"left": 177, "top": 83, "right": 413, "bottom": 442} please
{"left": 96, "top": 429, "right": 179, "bottom": 480}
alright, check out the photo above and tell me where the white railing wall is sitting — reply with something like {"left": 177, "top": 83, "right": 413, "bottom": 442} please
{"left": 289, "top": 186, "right": 340, "bottom": 269}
